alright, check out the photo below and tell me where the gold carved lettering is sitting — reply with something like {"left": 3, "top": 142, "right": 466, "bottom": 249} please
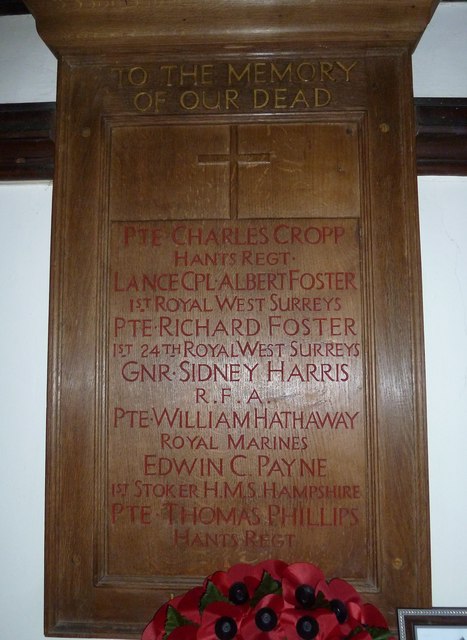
{"left": 133, "top": 91, "right": 167, "bottom": 113}
{"left": 110, "top": 58, "right": 359, "bottom": 113}
{"left": 225, "top": 89, "right": 240, "bottom": 111}
{"left": 274, "top": 88, "right": 288, "bottom": 109}
{"left": 180, "top": 91, "right": 199, "bottom": 110}
{"left": 179, "top": 90, "right": 240, "bottom": 111}
{"left": 227, "top": 60, "right": 358, "bottom": 86}
{"left": 290, "top": 89, "right": 310, "bottom": 109}
{"left": 160, "top": 64, "right": 215, "bottom": 87}
{"left": 134, "top": 91, "right": 152, "bottom": 112}
{"left": 315, "top": 88, "right": 332, "bottom": 107}
{"left": 270, "top": 62, "right": 293, "bottom": 83}
{"left": 111, "top": 67, "right": 125, "bottom": 89}
{"left": 128, "top": 66, "right": 148, "bottom": 86}
{"left": 253, "top": 87, "right": 331, "bottom": 110}
{"left": 111, "top": 66, "right": 149, "bottom": 88}
{"left": 253, "top": 89, "right": 269, "bottom": 109}
{"left": 296, "top": 63, "right": 316, "bottom": 82}
{"left": 335, "top": 61, "right": 358, "bottom": 82}
{"left": 320, "top": 62, "right": 335, "bottom": 82}
{"left": 228, "top": 63, "right": 251, "bottom": 84}
{"left": 160, "top": 65, "right": 178, "bottom": 86}
{"left": 253, "top": 63, "right": 267, "bottom": 84}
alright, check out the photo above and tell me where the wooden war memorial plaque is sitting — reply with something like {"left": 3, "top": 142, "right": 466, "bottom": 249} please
{"left": 25, "top": 1, "right": 437, "bottom": 636}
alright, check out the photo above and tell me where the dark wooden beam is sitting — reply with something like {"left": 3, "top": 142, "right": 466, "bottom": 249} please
{"left": 415, "top": 98, "right": 467, "bottom": 175}
{"left": 0, "top": 103, "right": 55, "bottom": 180}
{"left": 0, "top": 99, "right": 466, "bottom": 180}
{"left": 0, "top": 1, "right": 30, "bottom": 15}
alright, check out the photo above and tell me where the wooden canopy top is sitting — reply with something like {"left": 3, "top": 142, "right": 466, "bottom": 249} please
{"left": 24, "top": 0, "right": 439, "bottom": 55}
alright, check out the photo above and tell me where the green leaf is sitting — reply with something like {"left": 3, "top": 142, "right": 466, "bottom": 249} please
{"left": 163, "top": 605, "right": 196, "bottom": 640}
{"left": 366, "top": 626, "right": 394, "bottom": 640}
{"left": 314, "top": 590, "right": 329, "bottom": 609}
{"left": 199, "top": 580, "right": 230, "bottom": 613}
{"left": 250, "top": 571, "right": 282, "bottom": 608}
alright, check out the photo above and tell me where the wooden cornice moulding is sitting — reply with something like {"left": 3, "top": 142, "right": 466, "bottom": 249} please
{"left": 24, "top": 0, "right": 440, "bottom": 53}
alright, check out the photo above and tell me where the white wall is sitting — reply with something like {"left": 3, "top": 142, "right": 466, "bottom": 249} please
{"left": 412, "top": 2, "right": 467, "bottom": 97}
{"left": 0, "top": 7, "right": 466, "bottom": 640}
{"left": 0, "top": 181, "right": 52, "bottom": 639}
{"left": 412, "top": 3, "right": 467, "bottom": 606}
{"left": 417, "top": 176, "right": 467, "bottom": 606}
{"left": 0, "top": 15, "right": 56, "bottom": 102}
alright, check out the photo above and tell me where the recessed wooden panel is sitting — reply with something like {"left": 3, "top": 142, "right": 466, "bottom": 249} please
{"left": 105, "top": 216, "right": 368, "bottom": 580}
{"left": 103, "top": 120, "right": 368, "bottom": 586}
{"left": 236, "top": 123, "right": 360, "bottom": 219}
{"left": 109, "top": 122, "right": 360, "bottom": 221}
{"left": 109, "top": 125, "right": 231, "bottom": 220}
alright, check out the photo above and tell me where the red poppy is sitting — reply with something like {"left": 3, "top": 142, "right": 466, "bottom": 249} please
{"left": 142, "top": 596, "right": 183, "bottom": 640}
{"left": 142, "top": 587, "right": 204, "bottom": 640}
{"left": 337, "top": 631, "right": 371, "bottom": 640}
{"left": 166, "top": 623, "right": 198, "bottom": 640}
{"left": 208, "top": 561, "right": 286, "bottom": 608}
{"left": 238, "top": 594, "right": 284, "bottom": 640}
{"left": 314, "top": 578, "right": 364, "bottom": 636}
{"left": 280, "top": 606, "right": 339, "bottom": 640}
{"left": 282, "top": 563, "right": 326, "bottom": 609}
{"left": 255, "top": 559, "right": 288, "bottom": 582}
{"left": 199, "top": 601, "right": 246, "bottom": 640}
{"left": 176, "top": 586, "right": 204, "bottom": 625}
{"left": 318, "top": 578, "right": 362, "bottom": 607}
{"left": 142, "top": 561, "right": 393, "bottom": 640}
{"left": 208, "top": 564, "right": 265, "bottom": 606}
{"left": 360, "top": 603, "right": 389, "bottom": 629}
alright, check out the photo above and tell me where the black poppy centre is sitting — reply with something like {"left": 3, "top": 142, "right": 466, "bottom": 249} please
{"left": 296, "top": 615, "right": 319, "bottom": 640}
{"left": 229, "top": 582, "right": 249, "bottom": 605}
{"left": 295, "top": 584, "right": 316, "bottom": 608}
{"left": 330, "top": 599, "right": 348, "bottom": 624}
{"left": 215, "top": 616, "right": 238, "bottom": 640}
{"left": 255, "top": 607, "right": 278, "bottom": 632}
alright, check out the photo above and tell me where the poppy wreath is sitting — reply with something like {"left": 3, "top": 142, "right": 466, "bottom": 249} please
{"left": 142, "top": 561, "right": 395, "bottom": 640}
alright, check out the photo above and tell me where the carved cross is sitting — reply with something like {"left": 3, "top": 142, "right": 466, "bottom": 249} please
{"left": 197, "top": 125, "right": 271, "bottom": 218}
